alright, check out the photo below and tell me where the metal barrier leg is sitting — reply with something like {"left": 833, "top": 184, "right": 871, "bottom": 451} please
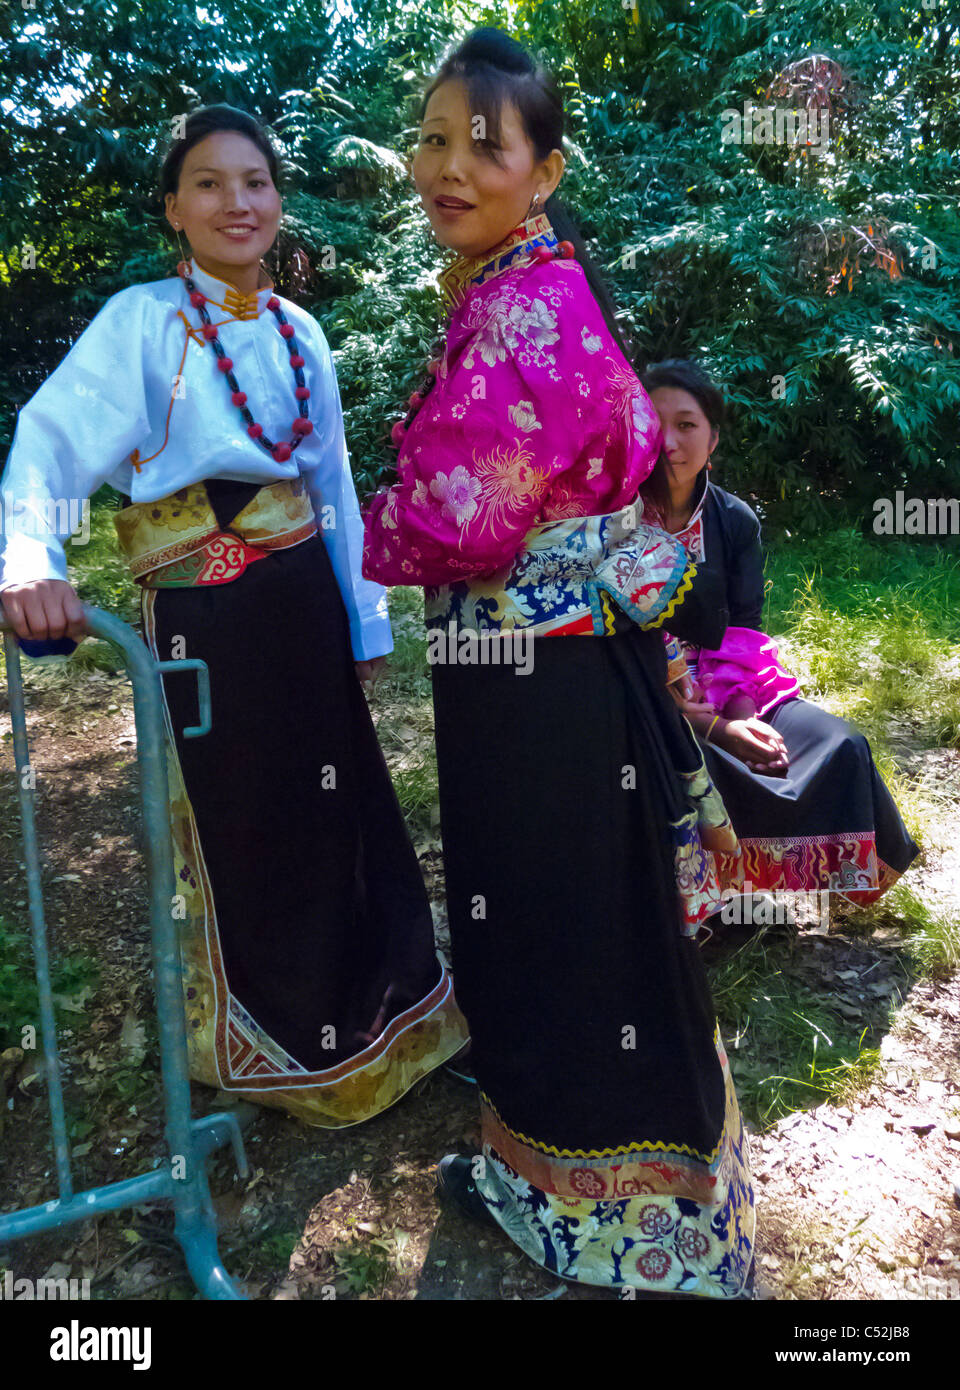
{"left": 2, "top": 627, "right": 74, "bottom": 1204}
{"left": 0, "top": 604, "right": 250, "bottom": 1299}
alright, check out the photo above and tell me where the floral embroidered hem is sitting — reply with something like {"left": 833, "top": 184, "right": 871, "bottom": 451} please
{"left": 476, "top": 1028, "right": 755, "bottom": 1297}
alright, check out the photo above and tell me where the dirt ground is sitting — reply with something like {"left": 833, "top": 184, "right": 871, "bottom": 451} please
{"left": 1, "top": 661, "right": 958, "bottom": 1301}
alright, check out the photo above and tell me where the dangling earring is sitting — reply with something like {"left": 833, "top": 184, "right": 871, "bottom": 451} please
{"left": 527, "top": 191, "right": 541, "bottom": 219}
{"left": 706, "top": 454, "right": 713, "bottom": 472}
{"left": 172, "top": 222, "right": 190, "bottom": 278}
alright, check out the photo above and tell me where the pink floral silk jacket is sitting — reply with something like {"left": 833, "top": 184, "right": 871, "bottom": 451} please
{"left": 362, "top": 217, "right": 663, "bottom": 586}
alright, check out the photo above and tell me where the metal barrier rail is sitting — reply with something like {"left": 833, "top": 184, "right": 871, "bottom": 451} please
{"left": 0, "top": 602, "right": 252, "bottom": 1299}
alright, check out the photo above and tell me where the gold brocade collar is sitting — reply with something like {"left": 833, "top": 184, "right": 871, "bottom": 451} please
{"left": 180, "top": 256, "right": 276, "bottom": 321}
{"left": 437, "top": 212, "right": 559, "bottom": 311}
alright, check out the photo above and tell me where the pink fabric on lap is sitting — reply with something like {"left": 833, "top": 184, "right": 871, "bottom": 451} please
{"left": 696, "top": 626, "right": 800, "bottom": 719}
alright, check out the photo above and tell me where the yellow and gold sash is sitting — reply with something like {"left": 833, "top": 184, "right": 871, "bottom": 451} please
{"left": 114, "top": 477, "right": 317, "bottom": 588}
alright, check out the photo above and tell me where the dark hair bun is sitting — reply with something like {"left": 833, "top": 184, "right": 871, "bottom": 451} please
{"left": 457, "top": 27, "right": 534, "bottom": 74}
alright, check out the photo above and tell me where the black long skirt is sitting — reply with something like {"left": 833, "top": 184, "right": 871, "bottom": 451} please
{"left": 431, "top": 623, "right": 754, "bottom": 1296}
{"left": 141, "top": 533, "right": 467, "bottom": 1126}
{"left": 700, "top": 697, "right": 919, "bottom": 904}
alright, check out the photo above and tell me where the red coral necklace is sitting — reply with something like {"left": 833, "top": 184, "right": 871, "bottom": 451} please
{"left": 179, "top": 265, "right": 313, "bottom": 463}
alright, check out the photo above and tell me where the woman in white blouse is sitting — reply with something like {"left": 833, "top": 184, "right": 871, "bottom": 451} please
{"left": 0, "top": 104, "right": 467, "bottom": 1126}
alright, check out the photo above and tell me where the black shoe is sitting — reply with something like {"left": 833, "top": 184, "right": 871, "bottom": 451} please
{"left": 435, "top": 1153, "right": 496, "bottom": 1226}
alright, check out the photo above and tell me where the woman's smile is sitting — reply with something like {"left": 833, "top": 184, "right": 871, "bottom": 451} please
{"left": 434, "top": 195, "right": 477, "bottom": 219}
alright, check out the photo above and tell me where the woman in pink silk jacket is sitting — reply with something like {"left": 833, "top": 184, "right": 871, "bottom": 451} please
{"left": 362, "top": 27, "right": 754, "bottom": 1299}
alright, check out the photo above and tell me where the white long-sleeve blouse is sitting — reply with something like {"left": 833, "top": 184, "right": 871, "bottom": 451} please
{"left": 0, "top": 256, "right": 391, "bottom": 660}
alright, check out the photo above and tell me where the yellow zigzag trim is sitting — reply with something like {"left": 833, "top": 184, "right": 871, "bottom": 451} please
{"left": 641, "top": 558, "right": 697, "bottom": 631}
{"left": 600, "top": 589, "right": 616, "bottom": 635}
{"left": 479, "top": 1091, "right": 720, "bottom": 1166}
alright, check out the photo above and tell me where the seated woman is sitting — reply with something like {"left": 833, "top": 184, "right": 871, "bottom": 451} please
{"left": 640, "top": 359, "right": 920, "bottom": 911}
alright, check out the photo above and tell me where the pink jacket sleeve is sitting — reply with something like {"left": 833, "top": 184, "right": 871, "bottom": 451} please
{"left": 362, "top": 265, "right": 646, "bottom": 586}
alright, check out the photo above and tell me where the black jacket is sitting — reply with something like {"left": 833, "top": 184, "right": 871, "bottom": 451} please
{"left": 644, "top": 472, "right": 764, "bottom": 650}
{"left": 695, "top": 476, "right": 765, "bottom": 630}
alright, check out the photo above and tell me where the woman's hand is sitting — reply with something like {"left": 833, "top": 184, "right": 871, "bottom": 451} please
{"left": 355, "top": 656, "right": 388, "bottom": 693}
{"left": 0, "top": 580, "right": 87, "bottom": 643}
{"left": 713, "top": 716, "right": 788, "bottom": 775}
{"left": 673, "top": 693, "right": 718, "bottom": 721}
{"left": 668, "top": 673, "right": 715, "bottom": 717}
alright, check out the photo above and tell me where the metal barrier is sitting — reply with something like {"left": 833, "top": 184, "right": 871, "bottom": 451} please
{"left": 0, "top": 602, "right": 252, "bottom": 1299}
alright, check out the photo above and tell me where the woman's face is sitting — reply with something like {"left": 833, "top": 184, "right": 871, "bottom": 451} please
{"left": 648, "top": 386, "right": 719, "bottom": 492}
{"left": 412, "top": 79, "right": 563, "bottom": 259}
{"left": 164, "top": 130, "right": 281, "bottom": 284}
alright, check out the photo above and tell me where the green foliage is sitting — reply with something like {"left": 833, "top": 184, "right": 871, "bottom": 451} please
{"left": 2, "top": 0, "right": 957, "bottom": 526}
{"left": 331, "top": 1237, "right": 393, "bottom": 1294}
{"left": 70, "top": 489, "right": 141, "bottom": 626}
{"left": 258, "top": 1229, "right": 300, "bottom": 1267}
{"left": 370, "top": 589, "right": 439, "bottom": 841}
{"left": 0, "top": 919, "right": 99, "bottom": 1051}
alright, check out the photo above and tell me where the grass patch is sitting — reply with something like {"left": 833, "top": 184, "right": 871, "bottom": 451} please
{"left": 857, "top": 882, "right": 960, "bottom": 981}
{"left": 771, "top": 1211, "right": 857, "bottom": 1300}
{"left": 759, "top": 528, "right": 960, "bottom": 858}
{"left": 390, "top": 749, "right": 439, "bottom": 843}
{"left": 706, "top": 931, "right": 889, "bottom": 1129}
{"left": 764, "top": 528, "right": 960, "bottom": 752}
